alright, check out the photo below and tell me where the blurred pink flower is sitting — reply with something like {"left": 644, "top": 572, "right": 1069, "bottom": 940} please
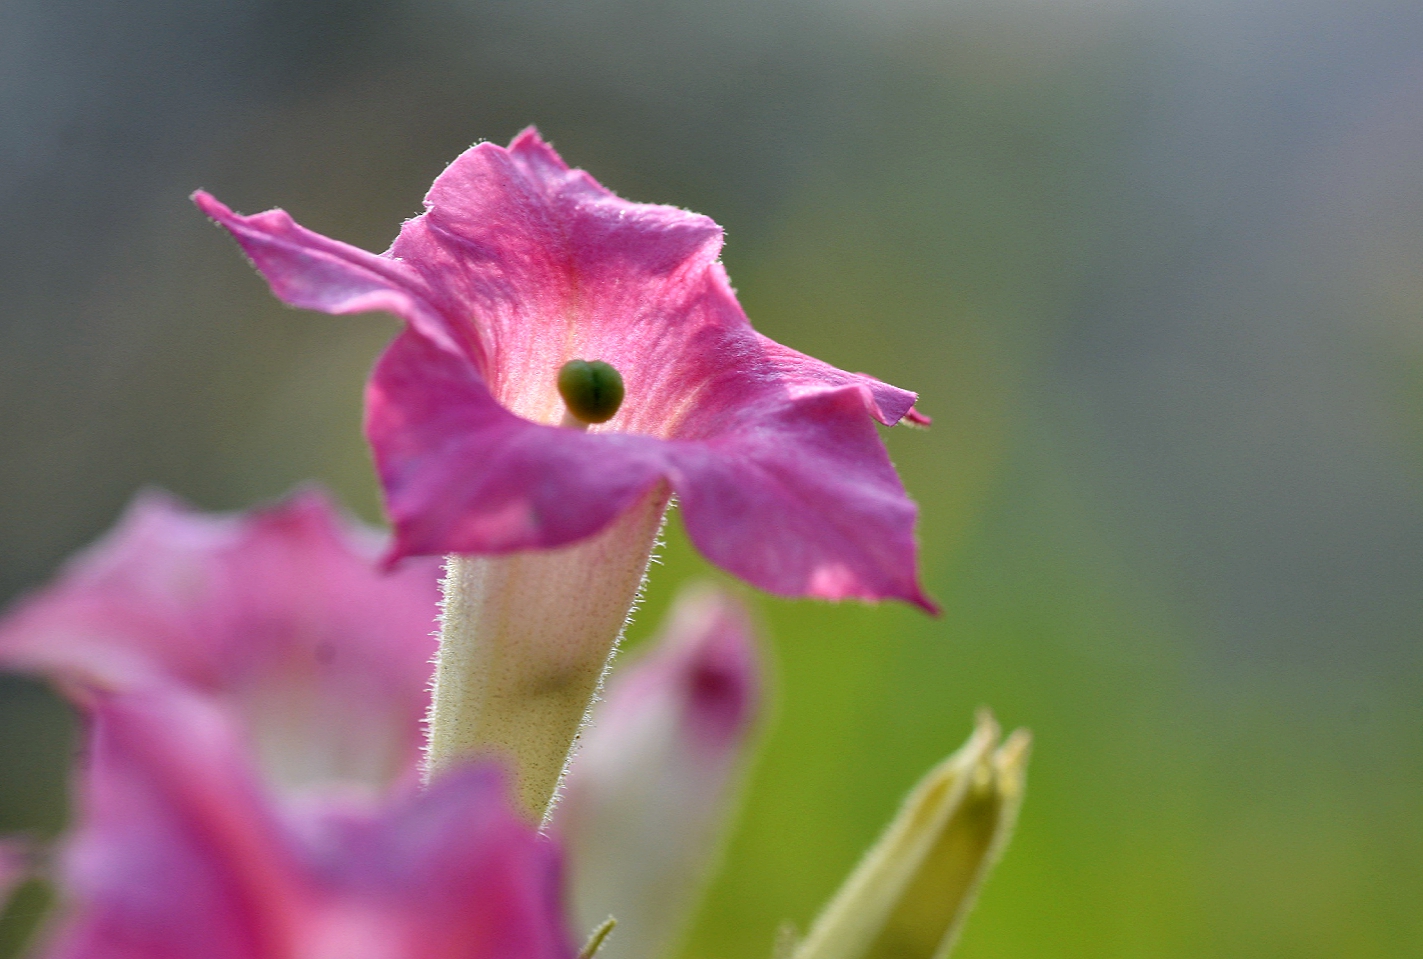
{"left": 194, "top": 130, "right": 933, "bottom": 610}
{"left": 0, "top": 489, "right": 441, "bottom": 797}
{"left": 552, "top": 587, "right": 762, "bottom": 959}
{"left": 36, "top": 689, "right": 575, "bottom": 959}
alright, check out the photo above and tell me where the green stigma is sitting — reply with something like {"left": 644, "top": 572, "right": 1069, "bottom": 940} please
{"left": 557, "top": 359, "right": 625, "bottom": 424}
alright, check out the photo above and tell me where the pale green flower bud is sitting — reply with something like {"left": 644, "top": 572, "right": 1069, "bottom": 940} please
{"left": 790, "top": 711, "right": 1030, "bottom": 959}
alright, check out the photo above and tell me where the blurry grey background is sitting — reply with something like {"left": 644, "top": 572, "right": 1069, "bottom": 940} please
{"left": 3, "top": 0, "right": 1422, "bottom": 956}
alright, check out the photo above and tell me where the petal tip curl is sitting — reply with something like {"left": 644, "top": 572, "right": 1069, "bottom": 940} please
{"left": 904, "top": 406, "right": 932, "bottom": 428}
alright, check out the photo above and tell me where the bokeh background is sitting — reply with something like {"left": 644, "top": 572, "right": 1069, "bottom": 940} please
{"left": 3, "top": 0, "right": 1423, "bottom": 955}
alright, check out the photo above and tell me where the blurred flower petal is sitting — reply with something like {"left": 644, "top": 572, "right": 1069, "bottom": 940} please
{"left": 38, "top": 689, "right": 576, "bottom": 959}
{"left": 552, "top": 587, "right": 763, "bottom": 959}
{"left": 0, "top": 489, "right": 441, "bottom": 796}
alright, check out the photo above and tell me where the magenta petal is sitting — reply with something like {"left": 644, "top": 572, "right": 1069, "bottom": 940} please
{"left": 0, "top": 489, "right": 442, "bottom": 793}
{"left": 215, "top": 491, "right": 442, "bottom": 793}
{"left": 198, "top": 130, "right": 933, "bottom": 608}
{"left": 0, "top": 490, "right": 240, "bottom": 692}
{"left": 44, "top": 692, "right": 308, "bottom": 959}
{"left": 753, "top": 331, "right": 919, "bottom": 428}
{"left": 192, "top": 191, "right": 464, "bottom": 358}
{"left": 368, "top": 331, "right": 668, "bottom": 557}
{"left": 310, "top": 766, "right": 575, "bottom": 959}
{"left": 41, "top": 691, "right": 577, "bottom": 959}
{"left": 370, "top": 332, "right": 932, "bottom": 606}
{"left": 671, "top": 386, "right": 935, "bottom": 611}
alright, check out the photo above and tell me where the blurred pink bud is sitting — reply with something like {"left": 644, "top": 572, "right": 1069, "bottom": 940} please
{"left": 0, "top": 489, "right": 441, "bottom": 798}
{"left": 33, "top": 689, "right": 577, "bottom": 959}
{"left": 551, "top": 587, "right": 763, "bottom": 959}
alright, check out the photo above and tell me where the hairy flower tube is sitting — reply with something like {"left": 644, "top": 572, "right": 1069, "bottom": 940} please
{"left": 29, "top": 689, "right": 577, "bottom": 959}
{"left": 0, "top": 489, "right": 441, "bottom": 798}
{"left": 790, "top": 713, "right": 1029, "bottom": 959}
{"left": 195, "top": 129, "right": 934, "bottom": 818}
{"left": 552, "top": 586, "right": 761, "bottom": 959}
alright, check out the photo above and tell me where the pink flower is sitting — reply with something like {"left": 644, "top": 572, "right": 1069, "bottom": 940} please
{"left": 552, "top": 587, "right": 762, "bottom": 959}
{"left": 193, "top": 129, "right": 933, "bottom": 611}
{"left": 35, "top": 688, "right": 576, "bottom": 959}
{"left": 0, "top": 489, "right": 441, "bottom": 798}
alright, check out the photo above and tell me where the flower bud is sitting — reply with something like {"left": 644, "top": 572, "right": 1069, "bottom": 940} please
{"left": 791, "top": 712, "right": 1029, "bottom": 959}
{"left": 551, "top": 586, "right": 762, "bottom": 959}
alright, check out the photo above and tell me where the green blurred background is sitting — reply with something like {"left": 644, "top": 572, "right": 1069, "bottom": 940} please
{"left": 3, "top": 0, "right": 1423, "bottom": 955}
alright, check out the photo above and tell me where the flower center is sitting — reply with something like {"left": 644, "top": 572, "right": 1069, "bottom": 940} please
{"left": 557, "top": 359, "right": 625, "bottom": 426}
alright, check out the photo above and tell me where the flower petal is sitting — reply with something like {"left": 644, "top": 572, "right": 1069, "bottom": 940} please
{"left": 388, "top": 129, "right": 726, "bottom": 425}
{"left": 309, "top": 765, "right": 575, "bottom": 959}
{"left": 0, "top": 489, "right": 442, "bottom": 794}
{"left": 218, "top": 492, "right": 441, "bottom": 794}
{"left": 370, "top": 329, "right": 932, "bottom": 607}
{"left": 38, "top": 691, "right": 578, "bottom": 959}
{"left": 368, "top": 330, "right": 668, "bottom": 558}
{"left": 198, "top": 131, "right": 932, "bottom": 608}
{"left": 387, "top": 133, "right": 915, "bottom": 432}
{"left": 42, "top": 692, "right": 309, "bottom": 959}
{"left": 670, "top": 386, "right": 936, "bottom": 611}
{"left": 0, "top": 490, "right": 245, "bottom": 693}
{"left": 192, "top": 190, "right": 465, "bottom": 358}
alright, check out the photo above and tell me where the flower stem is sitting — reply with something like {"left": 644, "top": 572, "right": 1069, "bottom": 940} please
{"left": 424, "top": 488, "right": 669, "bottom": 823}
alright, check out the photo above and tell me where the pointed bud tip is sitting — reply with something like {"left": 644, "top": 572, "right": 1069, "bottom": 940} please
{"left": 789, "top": 711, "right": 1031, "bottom": 959}
{"left": 993, "top": 729, "right": 1032, "bottom": 797}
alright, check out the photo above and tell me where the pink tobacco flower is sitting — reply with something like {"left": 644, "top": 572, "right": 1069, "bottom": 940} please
{"left": 194, "top": 130, "right": 933, "bottom": 610}
{"left": 36, "top": 689, "right": 576, "bottom": 959}
{"left": 0, "top": 489, "right": 441, "bottom": 797}
{"left": 551, "top": 587, "right": 762, "bottom": 959}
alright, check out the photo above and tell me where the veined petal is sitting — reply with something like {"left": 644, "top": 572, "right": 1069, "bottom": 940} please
{"left": 669, "top": 386, "right": 935, "bottom": 611}
{"left": 198, "top": 129, "right": 931, "bottom": 609}
{"left": 369, "top": 331, "right": 931, "bottom": 609}
{"left": 192, "top": 191, "right": 466, "bottom": 359}
{"left": 391, "top": 129, "right": 725, "bottom": 425}
{"left": 553, "top": 587, "right": 762, "bottom": 959}
{"left": 368, "top": 331, "right": 667, "bottom": 558}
